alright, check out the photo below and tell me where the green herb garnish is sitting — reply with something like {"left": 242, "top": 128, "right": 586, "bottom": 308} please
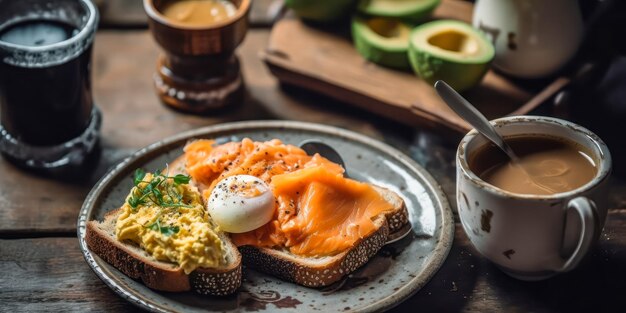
{"left": 173, "top": 174, "right": 191, "bottom": 185}
{"left": 146, "top": 218, "right": 180, "bottom": 236}
{"left": 127, "top": 168, "right": 193, "bottom": 210}
{"left": 133, "top": 168, "right": 146, "bottom": 186}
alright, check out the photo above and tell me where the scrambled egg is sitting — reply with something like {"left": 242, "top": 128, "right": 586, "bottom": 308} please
{"left": 115, "top": 173, "right": 227, "bottom": 274}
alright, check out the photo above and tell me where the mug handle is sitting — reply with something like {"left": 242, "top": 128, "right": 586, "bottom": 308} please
{"left": 558, "top": 196, "right": 596, "bottom": 272}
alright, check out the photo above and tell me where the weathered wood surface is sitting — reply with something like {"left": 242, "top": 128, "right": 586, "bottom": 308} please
{"left": 0, "top": 238, "right": 135, "bottom": 312}
{"left": 1, "top": 9, "right": 626, "bottom": 313}
{"left": 2, "top": 212, "right": 626, "bottom": 312}
{"left": 397, "top": 211, "right": 626, "bottom": 312}
{"left": 262, "top": 0, "right": 552, "bottom": 133}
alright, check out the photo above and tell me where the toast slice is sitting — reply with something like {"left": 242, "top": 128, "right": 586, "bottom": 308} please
{"left": 237, "top": 185, "right": 407, "bottom": 287}
{"left": 170, "top": 155, "right": 410, "bottom": 287}
{"left": 170, "top": 152, "right": 410, "bottom": 287}
{"left": 86, "top": 210, "right": 242, "bottom": 295}
{"left": 85, "top": 163, "right": 243, "bottom": 295}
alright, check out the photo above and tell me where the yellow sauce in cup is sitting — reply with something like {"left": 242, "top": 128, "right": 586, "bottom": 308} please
{"left": 160, "top": 0, "right": 237, "bottom": 26}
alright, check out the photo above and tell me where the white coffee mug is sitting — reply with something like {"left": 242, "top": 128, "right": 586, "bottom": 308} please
{"left": 456, "top": 116, "right": 611, "bottom": 281}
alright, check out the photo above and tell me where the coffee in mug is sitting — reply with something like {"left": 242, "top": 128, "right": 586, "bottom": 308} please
{"left": 469, "top": 136, "right": 597, "bottom": 195}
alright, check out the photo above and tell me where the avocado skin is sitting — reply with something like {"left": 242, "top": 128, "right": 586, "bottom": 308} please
{"left": 408, "top": 47, "right": 489, "bottom": 92}
{"left": 351, "top": 19, "right": 410, "bottom": 69}
{"left": 286, "top": 0, "right": 356, "bottom": 23}
{"left": 358, "top": 0, "right": 441, "bottom": 23}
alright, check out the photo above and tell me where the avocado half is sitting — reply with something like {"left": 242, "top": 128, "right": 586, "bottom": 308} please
{"left": 285, "top": 0, "right": 356, "bottom": 23}
{"left": 358, "top": 0, "right": 441, "bottom": 23}
{"left": 408, "top": 20, "right": 494, "bottom": 91}
{"left": 352, "top": 16, "right": 412, "bottom": 69}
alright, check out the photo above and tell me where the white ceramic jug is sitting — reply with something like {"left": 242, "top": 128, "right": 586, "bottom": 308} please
{"left": 473, "top": 0, "right": 583, "bottom": 78}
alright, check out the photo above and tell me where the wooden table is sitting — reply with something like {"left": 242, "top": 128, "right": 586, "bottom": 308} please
{"left": 2, "top": 3, "right": 626, "bottom": 312}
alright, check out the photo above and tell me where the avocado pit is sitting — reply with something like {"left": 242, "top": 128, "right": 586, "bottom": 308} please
{"left": 427, "top": 30, "right": 480, "bottom": 56}
{"left": 367, "top": 18, "right": 410, "bottom": 42}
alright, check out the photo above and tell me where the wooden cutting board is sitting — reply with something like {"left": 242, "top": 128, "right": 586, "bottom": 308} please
{"left": 260, "top": 0, "right": 566, "bottom": 133}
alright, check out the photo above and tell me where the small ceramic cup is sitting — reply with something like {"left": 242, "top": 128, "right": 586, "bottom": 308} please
{"left": 144, "top": 0, "right": 250, "bottom": 113}
{"left": 456, "top": 116, "right": 611, "bottom": 281}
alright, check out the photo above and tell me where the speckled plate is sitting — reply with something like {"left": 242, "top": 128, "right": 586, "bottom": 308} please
{"left": 78, "top": 120, "right": 454, "bottom": 312}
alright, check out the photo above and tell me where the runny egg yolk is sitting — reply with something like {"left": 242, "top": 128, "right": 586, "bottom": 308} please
{"left": 207, "top": 175, "right": 275, "bottom": 233}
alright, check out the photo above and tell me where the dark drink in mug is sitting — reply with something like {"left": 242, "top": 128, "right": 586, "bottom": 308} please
{"left": 0, "top": 0, "right": 100, "bottom": 170}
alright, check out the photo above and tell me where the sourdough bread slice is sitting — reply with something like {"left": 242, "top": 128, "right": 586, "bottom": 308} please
{"left": 238, "top": 186, "right": 406, "bottom": 287}
{"left": 86, "top": 209, "right": 242, "bottom": 295}
{"left": 239, "top": 215, "right": 389, "bottom": 287}
{"left": 171, "top": 154, "right": 410, "bottom": 288}
{"left": 86, "top": 156, "right": 242, "bottom": 295}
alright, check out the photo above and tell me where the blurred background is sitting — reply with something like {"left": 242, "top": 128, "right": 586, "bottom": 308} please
{"left": 94, "top": 0, "right": 626, "bottom": 178}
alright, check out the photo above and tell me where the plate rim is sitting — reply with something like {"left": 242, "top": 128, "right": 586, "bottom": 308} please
{"left": 77, "top": 120, "right": 454, "bottom": 312}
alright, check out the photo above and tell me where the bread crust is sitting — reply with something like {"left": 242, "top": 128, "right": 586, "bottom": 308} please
{"left": 378, "top": 186, "right": 410, "bottom": 236}
{"left": 239, "top": 215, "right": 390, "bottom": 287}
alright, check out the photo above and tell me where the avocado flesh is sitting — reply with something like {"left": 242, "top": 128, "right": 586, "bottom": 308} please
{"left": 286, "top": 0, "right": 355, "bottom": 23}
{"left": 408, "top": 20, "right": 494, "bottom": 91}
{"left": 352, "top": 17, "right": 411, "bottom": 69}
{"left": 358, "top": 0, "right": 441, "bottom": 23}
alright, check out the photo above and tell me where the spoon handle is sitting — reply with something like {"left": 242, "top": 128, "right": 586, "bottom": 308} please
{"left": 434, "top": 81, "right": 519, "bottom": 161}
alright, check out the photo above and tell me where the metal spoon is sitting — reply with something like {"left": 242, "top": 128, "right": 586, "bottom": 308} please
{"left": 434, "top": 81, "right": 561, "bottom": 194}
{"left": 299, "top": 140, "right": 413, "bottom": 244}
{"left": 434, "top": 80, "right": 521, "bottom": 162}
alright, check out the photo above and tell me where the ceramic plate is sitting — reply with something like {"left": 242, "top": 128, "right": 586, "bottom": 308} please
{"left": 78, "top": 121, "right": 454, "bottom": 312}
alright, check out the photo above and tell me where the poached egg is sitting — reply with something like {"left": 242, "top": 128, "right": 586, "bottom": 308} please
{"left": 207, "top": 175, "right": 275, "bottom": 233}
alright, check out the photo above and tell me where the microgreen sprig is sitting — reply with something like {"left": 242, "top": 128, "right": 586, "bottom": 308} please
{"left": 127, "top": 168, "right": 193, "bottom": 210}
